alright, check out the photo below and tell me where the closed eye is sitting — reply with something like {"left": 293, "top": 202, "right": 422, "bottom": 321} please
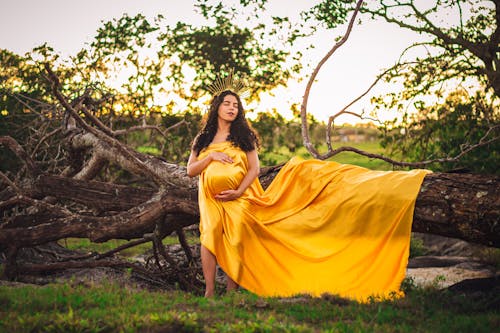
{"left": 223, "top": 101, "right": 239, "bottom": 108}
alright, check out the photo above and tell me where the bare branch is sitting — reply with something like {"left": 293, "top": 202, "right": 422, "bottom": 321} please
{"left": 92, "top": 236, "right": 153, "bottom": 260}
{"left": 76, "top": 90, "right": 189, "bottom": 138}
{"left": 31, "top": 127, "right": 62, "bottom": 158}
{"left": 10, "top": 94, "right": 43, "bottom": 116}
{"left": 15, "top": 195, "right": 75, "bottom": 217}
{"left": 176, "top": 227, "right": 194, "bottom": 263}
{"left": 73, "top": 152, "right": 107, "bottom": 181}
{"left": 0, "top": 196, "right": 22, "bottom": 211}
{"left": 364, "top": 1, "right": 500, "bottom": 95}
{"left": 13, "top": 91, "right": 54, "bottom": 109}
{"left": 0, "top": 171, "right": 21, "bottom": 193}
{"left": 369, "top": 2, "right": 482, "bottom": 57}
{"left": 300, "top": 0, "right": 499, "bottom": 168}
{"left": 325, "top": 66, "right": 397, "bottom": 151}
{"left": 112, "top": 120, "right": 189, "bottom": 137}
{"left": 301, "top": 0, "right": 365, "bottom": 158}
{"left": 318, "top": 124, "right": 500, "bottom": 167}
{"left": 79, "top": 104, "right": 115, "bottom": 137}
{"left": 67, "top": 130, "right": 196, "bottom": 191}
{"left": 0, "top": 136, "right": 39, "bottom": 175}
{"left": 79, "top": 99, "right": 189, "bottom": 139}
{"left": 44, "top": 64, "right": 177, "bottom": 188}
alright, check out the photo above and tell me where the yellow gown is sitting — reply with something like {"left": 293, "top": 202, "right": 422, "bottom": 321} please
{"left": 198, "top": 141, "right": 430, "bottom": 301}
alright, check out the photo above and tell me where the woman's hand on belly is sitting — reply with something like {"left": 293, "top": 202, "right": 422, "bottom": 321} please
{"left": 215, "top": 189, "right": 242, "bottom": 201}
{"left": 204, "top": 161, "right": 244, "bottom": 197}
{"left": 209, "top": 152, "right": 233, "bottom": 164}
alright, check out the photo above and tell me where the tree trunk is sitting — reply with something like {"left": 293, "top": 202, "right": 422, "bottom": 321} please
{"left": 413, "top": 172, "right": 499, "bottom": 247}
{"left": 1, "top": 165, "right": 498, "bottom": 249}
{"left": 260, "top": 166, "right": 500, "bottom": 248}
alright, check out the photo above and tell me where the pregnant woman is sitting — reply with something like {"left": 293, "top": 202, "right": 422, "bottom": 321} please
{"left": 187, "top": 75, "right": 429, "bottom": 301}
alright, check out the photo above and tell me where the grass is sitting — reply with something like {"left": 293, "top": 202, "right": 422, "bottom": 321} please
{"left": 261, "top": 141, "right": 397, "bottom": 170}
{"left": 2, "top": 141, "right": 495, "bottom": 331}
{"left": 60, "top": 234, "right": 199, "bottom": 258}
{"left": 409, "top": 235, "right": 428, "bottom": 258}
{"left": 473, "top": 247, "right": 500, "bottom": 270}
{"left": 62, "top": 233, "right": 427, "bottom": 261}
{"left": 136, "top": 145, "right": 162, "bottom": 156}
{"left": 0, "top": 281, "right": 498, "bottom": 332}
{"left": 4, "top": 232, "right": 496, "bottom": 332}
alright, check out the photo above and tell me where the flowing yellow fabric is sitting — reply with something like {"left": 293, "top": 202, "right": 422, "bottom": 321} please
{"left": 198, "top": 141, "right": 430, "bottom": 301}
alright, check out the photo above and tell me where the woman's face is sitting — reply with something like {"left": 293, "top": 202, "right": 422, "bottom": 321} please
{"left": 217, "top": 94, "right": 239, "bottom": 123}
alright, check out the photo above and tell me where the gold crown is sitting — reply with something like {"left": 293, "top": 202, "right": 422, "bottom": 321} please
{"left": 207, "top": 68, "right": 250, "bottom": 99}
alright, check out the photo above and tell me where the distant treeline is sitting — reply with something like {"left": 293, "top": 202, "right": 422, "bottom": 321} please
{"left": 121, "top": 109, "right": 380, "bottom": 166}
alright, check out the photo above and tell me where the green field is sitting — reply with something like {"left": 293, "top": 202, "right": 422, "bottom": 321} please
{"left": 261, "top": 141, "right": 396, "bottom": 170}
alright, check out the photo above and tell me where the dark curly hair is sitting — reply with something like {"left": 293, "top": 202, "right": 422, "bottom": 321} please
{"left": 192, "top": 90, "right": 260, "bottom": 155}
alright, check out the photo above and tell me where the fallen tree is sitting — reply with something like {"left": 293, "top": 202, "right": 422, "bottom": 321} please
{"left": 0, "top": 68, "right": 499, "bottom": 288}
{"left": 1, "top": 156, "right": 499, "bottom": 248}
{"left": 1, "top": 140, "right": 499, "bottom": 249}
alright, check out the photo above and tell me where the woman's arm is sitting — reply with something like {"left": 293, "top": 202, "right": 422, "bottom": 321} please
{"left": 186, "top": 149, "right": 233, "bottom": 177}
{"left": 215, "top": 149, "right": 260, "bottom": 201}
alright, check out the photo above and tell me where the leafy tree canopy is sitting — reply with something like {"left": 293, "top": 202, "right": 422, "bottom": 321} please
{"left": 381, "top": 89, "right": 499, "bottom": 174}
{"left": 304, "top": 0, "right": 500, "bottom": 101}
{"left": 211, "top": 0, "right": 499, "bottom": 173}
{"left": 0, "top": 9, "right": 302, "bottom": 167}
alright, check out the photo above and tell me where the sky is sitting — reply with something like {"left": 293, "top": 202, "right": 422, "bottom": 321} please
{"left": 0, "top": 0, "right": 426, "bottom": 123}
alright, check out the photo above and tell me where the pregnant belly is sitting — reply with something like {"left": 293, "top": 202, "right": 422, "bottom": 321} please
{"left": 205, "top": 163, "right": 245, "bottom": 195}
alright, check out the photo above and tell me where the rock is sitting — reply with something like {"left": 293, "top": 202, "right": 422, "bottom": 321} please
{"left": 408, "top": 256, "right": 473, "bottom": 268}
{"left": 406, "top": 233, "right": 499, "bottom": 289}
{"left": 447, "top": 276, "right": 500, "bottom": 293}
{"left": 446, "top": 276, "right": 500, "bottom": 311}
{"left": 406, "top": 265, "right": 495, "bottom": 289}
{"left": 412, "top": 232, "right": 485, "bottom": 257}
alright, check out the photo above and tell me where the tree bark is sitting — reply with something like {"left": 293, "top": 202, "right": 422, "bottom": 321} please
{"left": 413, "top": 172, "right": 499, "bottom": 247}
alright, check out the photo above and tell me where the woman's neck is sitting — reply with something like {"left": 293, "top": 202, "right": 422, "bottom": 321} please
{"left": 217, "top": 119, "right": 231, "bottom": 134}
{"left": 211, "top": 121, "right": 231, "bottom": 144}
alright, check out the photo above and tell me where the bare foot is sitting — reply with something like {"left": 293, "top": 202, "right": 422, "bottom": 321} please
{"left": 204, "top": 289, "right": 215, "bottom": 297}
{"left": 226, "top": 277, "right": 239, "bottom": 293}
